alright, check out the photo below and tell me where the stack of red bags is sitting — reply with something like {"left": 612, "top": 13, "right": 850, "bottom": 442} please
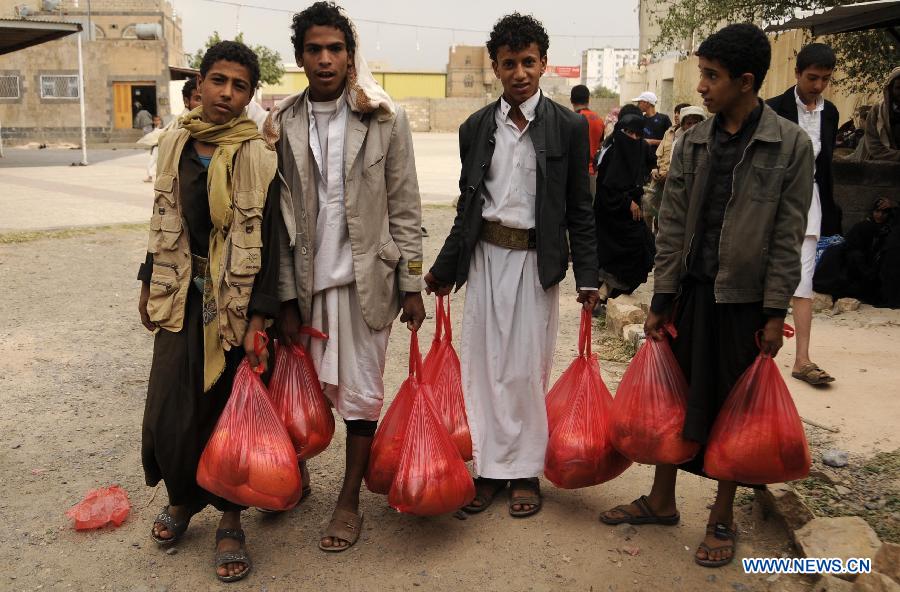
{"left": 704, "top": 327, "right": 811, "bottom": 484}
{"left": 267, "top": 328, "right": 335, "bottom": 461}
{"left": 197, "top": 333, "right": 303, "bottom": 511}
{"left": 544, "top": 309, "right": 632, "bottom": 489}
{"left": 610, "top": 333, "right": 700, "bottom": 465}
{"left": 366, "top": 326, "right": 474, "bottom": 516}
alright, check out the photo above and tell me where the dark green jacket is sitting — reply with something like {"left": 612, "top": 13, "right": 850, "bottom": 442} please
{"left": 654, "top": 103, "right": 814, "bottom": 310}
{"left": 429, "top": 94, "right": 599, "bottom": 290}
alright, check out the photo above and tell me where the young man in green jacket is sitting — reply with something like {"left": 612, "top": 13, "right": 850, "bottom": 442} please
{"left": 600, "top": 23, "right": 813, "bottom": 568}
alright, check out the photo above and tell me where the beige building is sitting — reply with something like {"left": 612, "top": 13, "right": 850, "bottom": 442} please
{"left": 446, "top": 45, "right": 501, "bottom": 98}
{"left": 0, "top": 0, "right": 184, "bottom": 144}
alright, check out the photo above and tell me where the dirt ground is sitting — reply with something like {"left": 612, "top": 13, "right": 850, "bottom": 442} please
{"left": 0, "top": 204, "right": 858, "bottom": 592}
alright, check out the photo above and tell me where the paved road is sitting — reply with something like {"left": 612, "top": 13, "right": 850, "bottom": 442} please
{"left": 0, "top": 133, "right": 460, "bottom": 232}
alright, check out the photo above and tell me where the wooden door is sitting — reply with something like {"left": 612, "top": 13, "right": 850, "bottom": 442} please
{"left": 112, "top": 83, "right": 132, "bottom": 129}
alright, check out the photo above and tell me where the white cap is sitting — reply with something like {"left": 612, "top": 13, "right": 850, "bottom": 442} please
{"left": 631, "top": 91, "right": 658, "bottom": 105}
{"left": 679, "top": 105, "right": 707, "bottom": 120}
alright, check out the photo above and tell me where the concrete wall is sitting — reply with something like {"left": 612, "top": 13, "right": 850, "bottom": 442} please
{"left": 833, "top": 160, "right": 900, "bottom": 231}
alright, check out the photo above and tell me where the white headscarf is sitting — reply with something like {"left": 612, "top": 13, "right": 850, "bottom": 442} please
{"left": 341, "top": 6, "right": 395, "bottom": 117}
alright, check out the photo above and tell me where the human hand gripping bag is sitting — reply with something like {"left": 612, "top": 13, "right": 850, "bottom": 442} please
{"left": 268, "top": 329, "right": 335, "bottom": 461}
{"left": 364, "top": 332, "right": 419, "bottom": 494}
{"left": 388, "top": 331, "right": 476, "bottom": 515}
{"left": 422, "top": 295, "right": 473, "bottom": 461}
{"left": 704, "top": 326, "right": 811, "bottom": 484}
{"left": 544, "top": 309, "right": 633, "bottom": 489}
{"left": 197, "top": 332, "right": 303, "bottom": 511}
{"left": 610, "top": 330, "right": 700, "bottom": 465}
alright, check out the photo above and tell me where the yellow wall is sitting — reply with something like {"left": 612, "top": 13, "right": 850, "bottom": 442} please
{"left": 261, "top": 70, "right": 446, "bottom": 100}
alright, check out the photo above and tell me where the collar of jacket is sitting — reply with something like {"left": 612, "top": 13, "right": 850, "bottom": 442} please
{"left": 684, "top": 101, "right": 783, "bottom": 147}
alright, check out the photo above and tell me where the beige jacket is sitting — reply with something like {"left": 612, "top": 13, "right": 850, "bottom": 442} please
{"left": 273, "top": 90, "right": 424, "bottom": 331}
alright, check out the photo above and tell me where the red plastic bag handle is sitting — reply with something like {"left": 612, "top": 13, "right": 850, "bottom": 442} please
{"left": 251, "top": 330, "right": 269, "bottom": 374}
{"left": 299, "top": 326, "right": 328, "bottom": 340}
{"left": 408, "top": 329, "right": 424, "bottom": 379}
{"left": 433, "top": 295, "right": 452, "bottom": 343}
{"left": 578, "top": 308, "right": 592, "bottom": 358}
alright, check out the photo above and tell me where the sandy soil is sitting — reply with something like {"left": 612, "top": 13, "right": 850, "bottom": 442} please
{"left": 0, "top": 206, "right": 833, "bottom": 591}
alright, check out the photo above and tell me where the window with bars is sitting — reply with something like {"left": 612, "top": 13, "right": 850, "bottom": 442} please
{"left": 0, "top": 75, "right": 20, "bottom": 99}
{"left": 40, "top": 75, "right": 79, "bottom": 99}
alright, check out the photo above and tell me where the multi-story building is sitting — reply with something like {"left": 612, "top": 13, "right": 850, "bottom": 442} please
{"left": 446, "top": 45, "right": 500, "bottom": 98}
{"left": 581, "top": 47, "right": 639, "bottom": 94}
{"left": 0, "top": 0, "right": 184, "bottom": 145}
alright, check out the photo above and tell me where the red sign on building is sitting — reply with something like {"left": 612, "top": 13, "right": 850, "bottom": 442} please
{"left": 549, "top": 65, "right": 581, "bottom": 78}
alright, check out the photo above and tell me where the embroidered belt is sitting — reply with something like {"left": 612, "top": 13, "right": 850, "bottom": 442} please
{"left": 480, "top": 219, "right": 536, "bottom": 250}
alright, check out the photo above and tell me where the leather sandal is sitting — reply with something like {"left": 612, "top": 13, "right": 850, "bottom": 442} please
{"left": 462, "top": 478, "right": 508, "bottom": 514}
{"left": 150, "top": 504, "right": 199, "bottom": 546}
{"left": 600, "top": 495, "right": 680, "bottom": 526}
{"left": 694, "top": 523, "right": 737, "bottom": 568}
{"left": 508, "top": 478, "right": 542, "bottom": 518}
{"left": 214, "top": 528, "right": 252, "bottom": 583}
{"left": 792, "top": 363, "right": 835, "bottom": 386}
{"left": 319, "top": 509, "right": 363, "bottom": 553}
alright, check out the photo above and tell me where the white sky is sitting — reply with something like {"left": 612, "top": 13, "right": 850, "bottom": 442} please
{"left": 174, "top": 0, "right": 640, "bottom": 71}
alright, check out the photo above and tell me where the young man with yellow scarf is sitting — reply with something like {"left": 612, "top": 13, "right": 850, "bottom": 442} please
{"left": 136, "top": 41, "right": 281, "bottom": 583}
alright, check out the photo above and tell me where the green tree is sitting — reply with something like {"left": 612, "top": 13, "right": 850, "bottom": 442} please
{"left": 591, "top": 85, "right": 619, "bottom": 99}
{"left": 187, "top": 31, "right": 285, "bottom": 87}
{"left": 649, "top": 0, "right": 899, "bottom": 95}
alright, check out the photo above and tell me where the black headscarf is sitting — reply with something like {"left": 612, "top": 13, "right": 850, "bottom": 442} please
{"left": 600, "top": 114, "right": 649, "bottom": 192}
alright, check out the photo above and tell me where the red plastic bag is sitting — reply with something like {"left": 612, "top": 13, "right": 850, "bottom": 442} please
{"left": 610, "top": 333, "right": 700, "bottom": 465}
{"left": 268, "top": 329, "right": 335, "bottom": 461}
{"left": 66, "top": 485, "right": 131, "bottom": 530}
{"left": 544, "top": 310, "right": 632, "bottom": 489}
{"left": 197, "top": 333, "right": 303, "bottom": 510}
{"left": 704, "top": 326, "right": 811, "bottom": 484}
{"left": 388, "top": 331, "right": 475, "bottom": 515}
{"left": 365, "top": 334, "right": 419, "bottom": 494}
{"left": 422, "top": 296, "right": 472, "bottom": 461}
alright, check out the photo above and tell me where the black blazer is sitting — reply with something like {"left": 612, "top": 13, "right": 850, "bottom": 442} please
{"left": 429, "top": 94, "right": 600, "bottom": 290}
{"left": 767, "top": 86, "right": 842, "bottom": 236}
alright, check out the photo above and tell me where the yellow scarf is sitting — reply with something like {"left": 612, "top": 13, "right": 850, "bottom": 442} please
{"left": 181, "top": 106, "right": 263, "bottom": 392}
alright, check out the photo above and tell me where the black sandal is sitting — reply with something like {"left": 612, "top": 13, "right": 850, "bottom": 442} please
{"left": 215, "top": 528, "right": 252, "bottom": 583}
{"left": 695, "top": 523, "right": 738, "bottom": 568}
{"left": 508, "top": 478, "right": 542, "bottom": 518}
{"left": 150, "top": 505, "right": 198, "bottom": 546}
{"left": 461, "top": 478, "right": 508, "bottom": 514}
{"left": 600, "top": 495, "right": 680, "bottom": 526}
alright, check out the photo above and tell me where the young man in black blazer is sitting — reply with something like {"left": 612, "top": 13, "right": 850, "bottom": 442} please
{"left": 767, "top": 43, "right": 840, "bottom": 386}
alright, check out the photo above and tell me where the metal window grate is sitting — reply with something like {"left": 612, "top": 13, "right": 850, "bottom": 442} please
{"left": 0, "top": 75, "right": 19, "bottom": 99}
{"left": 40, "top": 75, "right": 79, "bottom": 99}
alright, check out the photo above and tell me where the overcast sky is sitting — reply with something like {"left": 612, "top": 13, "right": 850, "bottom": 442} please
{"left": 174, "top": 0, "right": 640, "bottom": 71}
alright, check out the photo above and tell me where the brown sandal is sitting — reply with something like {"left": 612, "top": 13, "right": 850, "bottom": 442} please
{"left": 319, "top": 509, "right": 363, "bottom": 553}
{"left": 600, "top": 495, "right": 680, "bottom": 526}
{"left": 508, "top": 478, "right": 542, "bottom": 518}
{"left": 695, "top": 522, "right": 737, "bottom": 568}
{"left": 462, "top": 478, "right": 508, "bottom": 514}
{"left": 792, "top": 363, "right": 835, "bottom": 386}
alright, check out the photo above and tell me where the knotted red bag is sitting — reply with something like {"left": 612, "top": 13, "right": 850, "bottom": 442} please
{"left": 422, "top": 296, "right": 472, "bottom": 461}
{"left": 610, "top": 331, "right": 700, "bottom": 465}
{"left": 268, "top": 329, "right": 335, "bottom": 461}
{"left": 704, "top": 325, "right": 811, "bottom": 484}
{"left": 66, "top": 485, "right": 131, "bottom": 530}
{"left": 364, "top": 331, "right": 420, "bottom": 494}
{"left": 197, "top": 333, "right": 303, "bottom": 511}
{"left": 388, "top": 331, "right": 475, "bottom": 515}
{"left": 544, "top": 310, "right": 632, "bottom": 489}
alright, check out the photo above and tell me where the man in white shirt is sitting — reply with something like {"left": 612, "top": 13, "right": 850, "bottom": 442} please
{"left": 272, "top": 2, "right": 425, "bottom": 552}
{"left": 427, "top": 13, "right": 599, "bottom": 518}
{"left": 767, "top": 43, "right": 841, "bottom": 386}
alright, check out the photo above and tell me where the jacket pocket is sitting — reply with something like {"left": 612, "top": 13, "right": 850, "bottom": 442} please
{"left": 148, "top": 212, "right": 182, "bottom": 253}
{"left": 749, "top": 164, "right": 785, "bottom": 202}
{"left": 228, "top": 210, "right": 264, "bottom": 276}
{"left": 153, "top": 173, "right": 176, "bottom": 207}
{"left": 234, "top": 189, "right": 265, "bottom": 213}
{"left": 147, "top": 264, "right": 178, "bottom": 322}
{"left": 377, "top": 239, "right": 402, "bottom": 268}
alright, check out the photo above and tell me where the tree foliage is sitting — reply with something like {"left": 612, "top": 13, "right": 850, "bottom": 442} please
{"left": 592, "top": 85, "right": 619, "bottom": 99}
{"left": 650, "top": 0, "right": 899, "bottom": 95}
{"left": 187, "top": 31, "right": 285, "bottom": 87}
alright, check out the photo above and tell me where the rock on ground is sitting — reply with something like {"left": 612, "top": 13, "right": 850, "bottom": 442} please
{"left": 755, "top": 483, "right": 815, "bottom": 532}
{"left": 851, "top": 572, "right": 900, "bottom": 592}
{"left": 606, "top": 299, "right": 646, "bottom": 338}
{"left": 873, "top": 542, "right": 900, "bottom": 584}
{"left": 823, "top": 450, "right": 850, "bottom": 468}
{"left": 795, "top": 517, "right": 882, "bottom": 581}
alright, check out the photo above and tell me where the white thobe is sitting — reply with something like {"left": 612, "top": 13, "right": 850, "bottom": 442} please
{"left": 462, "top": 90, "right": 560, "bottom": 479}
{"left": 304, "top": 94, "right": 391, "bottom": 422}
{"left": 795, "top": 88, "right": 824, "bottom": 239}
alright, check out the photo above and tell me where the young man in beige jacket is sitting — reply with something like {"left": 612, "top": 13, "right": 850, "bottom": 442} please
{"left": 269, "top": 1, "right": 425, "bottom": 552}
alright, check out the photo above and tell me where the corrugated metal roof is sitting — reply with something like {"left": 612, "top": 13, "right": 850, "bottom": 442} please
{"left": 0, "top": 18, "right": 82, "bottom": 55}
{"left": 765, "top": 0, "right": 900, "bottom": 35}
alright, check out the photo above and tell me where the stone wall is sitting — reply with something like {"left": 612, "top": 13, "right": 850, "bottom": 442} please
{"left": 833, "top": 160, "right": 900, "bottom": 231}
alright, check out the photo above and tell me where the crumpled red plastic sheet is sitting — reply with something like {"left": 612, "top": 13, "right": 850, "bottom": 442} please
{"left": 387, "top": 331, "right": 475, "bottom": 515}
{"left": 268, "top": 331, "right": 335, "bottom": 461}
{"left": 704, "top": 350, "right": 811, "bottom": 485}
{"left": 544, "top": 310, "right": 632, "bottom": 489}
{"left": 197, "top": 344, "right": 302, "bottom": 511}
{"left": 66, "top": 485, "right": 131, "bottom": 530}
{"left": 610, "top": 335, "right": 700, "bottom": 465}
{"left": 422, "top": 295, "right": 472, "bottom": 461}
